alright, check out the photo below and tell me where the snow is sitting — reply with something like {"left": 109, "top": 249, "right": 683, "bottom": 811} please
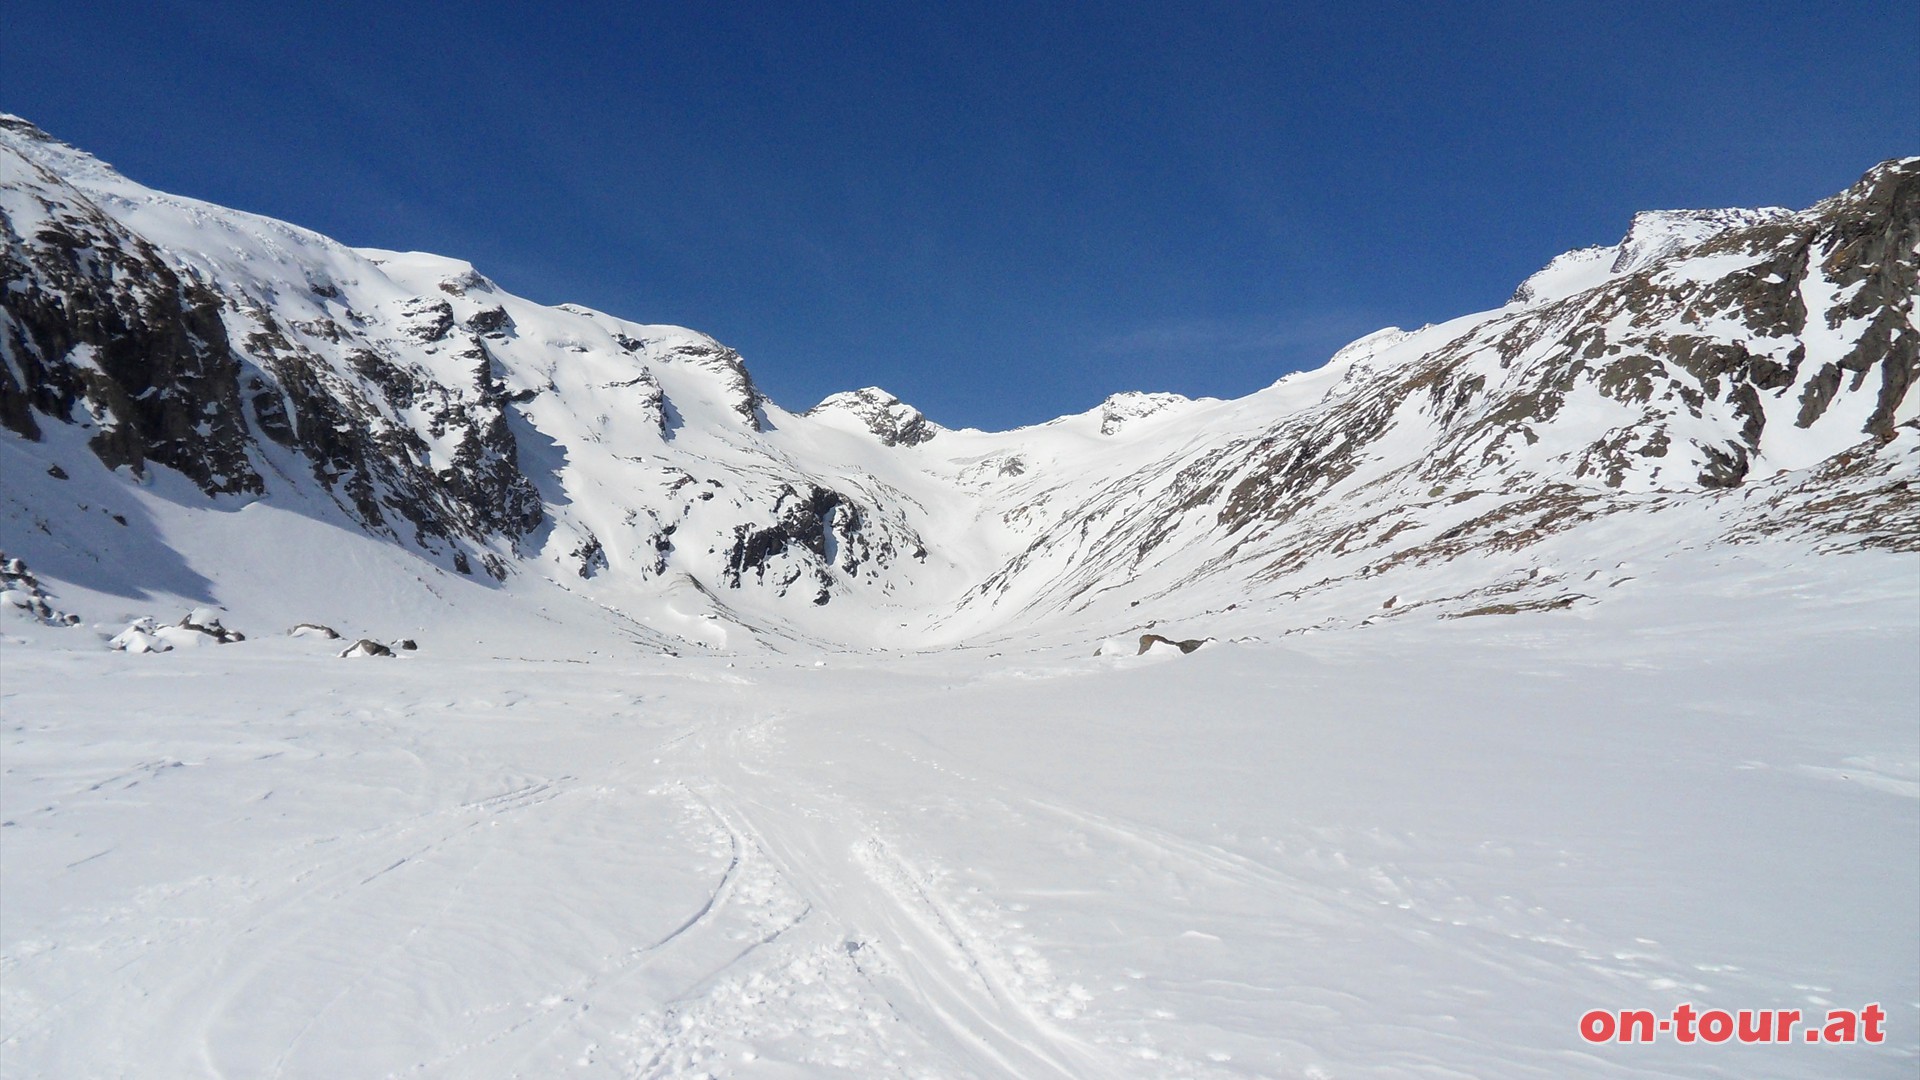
{"left": 1, "top": 543, "right": 1913, "bottom": 1078}
{"left": 1510, "top": 246, "right": 1617, "bottom": 305}
{"left": 1609, "top": 208, "right": 1792, "bottom": 275}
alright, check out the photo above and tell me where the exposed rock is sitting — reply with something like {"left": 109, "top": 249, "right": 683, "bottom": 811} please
{"left": 2, "top": 126, "right": 547, "bottom": 568}
{"left": 1443, "top": 594, "right": 1587, "bottom": 618}
{"left": 718, "top": 482, "right": 919, "bottom": 603}
{"left": 1097, "top": 392, "right": 1188, "bottom": 435}
{"left": 1182, "top": 158, "right": 1920, "bottom": 556}
{"left": 573, "top": 533, "right": 607, "bottom": 578}
{"left": 288, "top": 622, "right": 340, "bottom": 639}
{"left": 603, "top": 369, "right": 668, "bottom": 435}
{"left": 465, "top": 304, "right": 512, "bottom": 336}
{"left": 0, "top": 123, "right": 263, "bottom": 494}
{"left": 1137, "top": 633, "right": 1209, "bottom": 655}
{"left": 663, "top": 340, "right": 765, "bottom": 430}
{"left": 104, "top": 613, "right": 241, "bottom": 651}
{"left": 177, "top": 608, "right": 244, "bottom": 643}
{"left": 723, "top": 485, "right": 845, "bottom": 601}
{"left": 0, "top": 553, "right": 79, "bottom": 625}
{"left": 397, "top": 297, "right": 455, "bottom": 343}
{"left": 434, "top": 267, "right": 494, "bottom": 296}
{"left": 339, "top": 639, "right": 394, "bottom": 658}
{"left": 807, "top": 387, "right": 940, "bottom": 446}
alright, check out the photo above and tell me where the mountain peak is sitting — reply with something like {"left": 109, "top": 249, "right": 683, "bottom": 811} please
{"left": 1608, "top": 206, "right": 1793, "bottom": 274}
{"left": 1509, "top": 205, "right": 1792, "bottom": 306}
{"left": 1094, "top": 391, "right": 1190, "bottom": 435}
{"left": 0, "top": 114, "right": 55, "bottom": 143}
{"left": 0, "top": 113, "right": 124, "bottom": 188}
{"left": 806, "top": 387, "right": 941, "bottom": 446}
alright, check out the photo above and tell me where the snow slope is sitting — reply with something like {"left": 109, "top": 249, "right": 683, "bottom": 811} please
{"left": 2, "top": 542, "right": 1914, "bottom": 1078}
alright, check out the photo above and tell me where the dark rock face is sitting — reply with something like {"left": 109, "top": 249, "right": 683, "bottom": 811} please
{"left": 723, "top": 485, "right": 845, "bottom": 603}
{"left": 720, "top": 483, "right": 905, "bottom": 604}
{"left": 397, "top": 297, "right": 455, "bottom": 343}
{"left": 1808, "top": 158, "right": 1919, "bottom": 442}
{"left": 1, "top": 129, "right": 262, "bottom": 496}
{"left": 465, "top": 304, "right": 512, "bottom": 336}
{"left": 1, "top": 119, "right": 544, "bottom": 568}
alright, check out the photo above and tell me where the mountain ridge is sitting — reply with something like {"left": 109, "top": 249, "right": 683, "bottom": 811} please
{"left": 3, "top": 115, "right": 1914, "bottom": 652}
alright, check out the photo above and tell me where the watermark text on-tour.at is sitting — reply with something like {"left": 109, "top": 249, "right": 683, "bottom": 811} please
{"left": 1580, "top": 1003, "right": 1886, "bottom": 1045}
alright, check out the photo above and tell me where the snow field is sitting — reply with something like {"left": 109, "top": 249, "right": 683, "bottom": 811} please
{"left": 3, "top": 546, "right": 1914, "bottom": 1078}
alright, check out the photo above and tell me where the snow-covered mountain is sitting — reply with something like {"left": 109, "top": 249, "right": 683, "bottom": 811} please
{"left": 2, "top": 114, "right": 1914, "bottom": 651}
{"left": 4, "top": 117, "right": 1917, "bottom": 1080}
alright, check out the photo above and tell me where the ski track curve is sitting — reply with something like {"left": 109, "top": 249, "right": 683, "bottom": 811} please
{"left": 632, "top": 707, "right": 1201, "bottom": 1080}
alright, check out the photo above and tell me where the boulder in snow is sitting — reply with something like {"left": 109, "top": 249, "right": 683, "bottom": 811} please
{"left": 1, "top": 552, "right": 80, "bottom": 626}
{"left": 175, "top": 609, "right": 244, "bottom": 643}
{"left": 1137, "top": 633, "right": 1209, "bottom": 656}
{"left": 109, "top": 618, "right": 172, "bottom": 654}
{"left": 339, "top": 639, "right": 395, "bottom": 658}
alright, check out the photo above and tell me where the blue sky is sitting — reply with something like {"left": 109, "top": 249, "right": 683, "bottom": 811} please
{"left": 6, "top": 2, "right": 1915, "bottom": 430}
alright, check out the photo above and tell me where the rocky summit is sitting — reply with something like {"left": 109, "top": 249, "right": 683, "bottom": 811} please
{"left": 1, "top": 114, "right": 1914, "bottom": 650}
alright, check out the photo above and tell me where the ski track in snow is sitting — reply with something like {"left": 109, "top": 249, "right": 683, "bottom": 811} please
{"left": 2, "top": 551, "right": 1918, "bottom": 1078}
{"left": 666, "top": 712, "right": 1118, "bottom": 1079}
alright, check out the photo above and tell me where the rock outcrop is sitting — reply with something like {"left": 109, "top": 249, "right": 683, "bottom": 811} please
{"left": 807, "top": 387, "right": 941, "bottom": 446}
